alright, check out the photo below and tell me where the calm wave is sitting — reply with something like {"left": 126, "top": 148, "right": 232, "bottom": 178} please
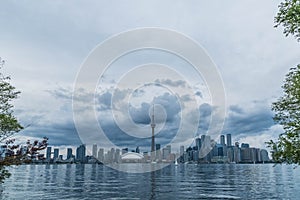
{"left": 1, "top": 164, "right": 300, "bottom": 199}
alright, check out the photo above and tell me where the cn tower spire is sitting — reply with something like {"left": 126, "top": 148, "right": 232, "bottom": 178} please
{"left": 151, "top": 104, "right": 156, "bottom": 161}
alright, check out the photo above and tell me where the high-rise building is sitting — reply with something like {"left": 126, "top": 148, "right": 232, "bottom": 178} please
{"left": 67, "top": 148, "right": 73, "bottom": 159}
{"left": 76, "top": 144, "right": 86, "bottom": 163}
{"left": 180, "top": 145, "right": 185, "bottom": 156}
{"left": 233, "top": 146, "right": 241, "bottom": 163}
{"left": 92, "top": 144, "right": 97, "bottom": 158}
{"left": 162, "top": 148, "right": 170, "bottom": 160}
{"left": 156, "top": 144, "right": 161, "bottom": 150}
{"left": 220, "top": 135, "right": 225, "bottom": 146}
{"left": 195, "top": 138, "right": 201, "bottom": 150}
{"left": 151, "top": 105, "right": 156, "bottom": 161}
{"left": 241, "top": 143, "right": 250, "bottom": 148}
{"left": 53, "top": 148, "right": 59, "bottom": 159}
{"left": 260, "top": 149, "right": 269, "bottom": 162}
{"left": 226, "top": 134, "right": 232, "bottom": 146}
{"left": 46, "top": 147, "right": 51, "bottom": 160}
{"left": 199, "top": 135, "right": 212, "bottom": 162}
{"left": 115, "top": 149, "right": 121, "bottom": 163}
{"left": 98, "top": 148, "right": 104, "bottom": 162}
{"left": 136, "top": 146, "right": 140, "bottom": 153}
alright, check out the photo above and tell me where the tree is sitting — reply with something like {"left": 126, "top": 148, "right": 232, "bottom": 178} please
{"left": 0, "top": 58, "right": 48, "bottom": 183}
{"left": 268, "top": 1, "right": 300, "bottom": 164}
{"left": 268, "top": 65, "right": 300, "bottom": 164}
{"left": 0, "top": 58, "right": 23, "bottom": 140}
{"left": 275, "top": 0, "right": 300, "bottom": 41}
{"left": 0, "top": 58, "right": 23, "bottom": 182}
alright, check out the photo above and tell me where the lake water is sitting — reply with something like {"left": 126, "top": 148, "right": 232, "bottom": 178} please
{"left": 1, "top": 163, "right": 300, "bottom": 199}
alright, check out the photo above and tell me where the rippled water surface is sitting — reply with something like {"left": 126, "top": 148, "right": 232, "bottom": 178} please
{"left": 1, "top": 164, "right": 300, "bottom": 199}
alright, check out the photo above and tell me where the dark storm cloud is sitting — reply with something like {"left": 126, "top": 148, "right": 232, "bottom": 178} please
{"left": 129, "top": 103, "right": 151, "bottom": 124}
{"left": 43, "top": 87, "right": 275, "bottom": 149}
{"left": 99, "top": 115, "right": 179, "bottom": 151}
{"left": 21, "top": 119, "right": 81, "bottom": 146}
{"left": 222, "top": 103, "right": 274, "bottom": 136}
{"left": 153, "top": 93, "right": 181, "bottom": 122}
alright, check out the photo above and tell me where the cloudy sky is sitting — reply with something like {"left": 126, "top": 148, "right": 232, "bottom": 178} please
{"left": 0, "top": 0, "right": 299, "bottom": 155}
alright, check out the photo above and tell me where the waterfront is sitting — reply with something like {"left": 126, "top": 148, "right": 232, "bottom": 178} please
{"left": 1, "top": 164, "right": 300, "bottom": 199}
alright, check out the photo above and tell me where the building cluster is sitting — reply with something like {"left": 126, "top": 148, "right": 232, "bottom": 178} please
{"left": 45, "top": 144, "right": 98, "bottom": 164}
{"left": 179, "top": 134, "right": 270, "bottom": 164}
{"left": 45, "top": 144, "right": 178, "bottom": 164}
{"left": 43, "top": 134, "right": 269, "bottom": 164}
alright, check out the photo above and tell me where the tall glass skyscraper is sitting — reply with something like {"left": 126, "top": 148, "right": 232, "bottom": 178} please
{"left": 46, "top": 146, "right": 51, "bottom": 160}
{"left": 226, "top": 134, "right": 232, "bottom": 146}
{"left": 76, "top": 144, "right": 86, "bottom": 162}
{"left": 220, "top": 135, "right": 225, "bottom": 146}
{"left": 92, "top": 144, "right": 97, "bottom": 158}
{"left": 67, "top": 148, "right": 73, "bottom": 159}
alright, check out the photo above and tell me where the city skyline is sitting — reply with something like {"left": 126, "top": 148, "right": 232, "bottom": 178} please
{"left": 42, "top": 133, "right": 269, "bottom": 164}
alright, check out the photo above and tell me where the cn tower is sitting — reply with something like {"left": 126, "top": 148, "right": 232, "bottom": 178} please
{"left": 151, "top": 104, "right": 156, "bottom": 161}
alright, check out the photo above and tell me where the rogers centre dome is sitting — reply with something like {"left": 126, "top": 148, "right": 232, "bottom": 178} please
{"left": 121, "top": 152, "right": 144, "bottom": 163}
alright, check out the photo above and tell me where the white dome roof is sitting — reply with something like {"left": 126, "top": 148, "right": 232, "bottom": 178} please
{"left": 121, "top": 152, "right": 144, "bottom": 160}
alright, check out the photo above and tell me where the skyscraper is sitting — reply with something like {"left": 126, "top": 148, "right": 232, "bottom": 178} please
{"left": 156, "top": 144, "right": 161, "bottom": 150}
{"left": 76, "top": 144, "right": 86, "bottom": 163}
{"left": 136, "top": 146, "right": 140, "bottom": 153}
{"left": 226, "top": 134, "right": 232, "bottom": 146}
{"left": 53, "top": 148, "right": 59, "bottom": 159}
{"left": 151, "top": 104, "right": 156, "bottom": 161}
{"left": 46, "top": 146, "right": 51, "bottom": 160}
{"left": 195, "top": 138, "right": 201, "bottom": 150}
{"left": 98, "top": 148, "right": 104, "bottom": 162}
{"left": 92, "top": 144, "right": 97, "bottom": 158}
{"left": 180, "top": 145, "right": 184, "bottom": 156}
{"left": 67, "top": 148, "right": 73, "bottom": 159}
{"left": 220, "top": 135, "right": 225, "bottom": 146}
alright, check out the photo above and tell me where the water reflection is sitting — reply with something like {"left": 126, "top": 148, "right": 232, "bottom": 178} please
{"left": 2, "top": 164, "right": 300, "bottom": 199}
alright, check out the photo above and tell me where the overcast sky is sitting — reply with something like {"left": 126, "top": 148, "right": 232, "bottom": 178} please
{"left": 0, "top": 0, "right": 299, "bottom": 154}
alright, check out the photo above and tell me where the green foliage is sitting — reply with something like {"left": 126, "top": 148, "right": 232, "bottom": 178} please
{"left": 0, "top": 63, "right": 23, "bottom": 141}
{"left": 0, "top": 58, "right": 23, "bottom": 183}
{"left": 267, "top": 65, "right": 300, "bottom": 164}
{"left": 275, "top": 0, "right": 300, "bottom": 41}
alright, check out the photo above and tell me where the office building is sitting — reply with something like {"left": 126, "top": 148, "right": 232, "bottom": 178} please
{"left": 156, "top": 144, "right": 161, "bottom": 150}
{"left": 226, "top": 134, "right": 232, "bottom": 146}
{"left": 53, "top": 148, "right": 59, "bottom": 159}
{"left": 92, "top": 144, "right": 97, "bottom": 158}
{"left": 115, "top": 149, "right": 121, "bottom": 163}
{"left": 180, "top": 146, "right": 184, "bottom": 156}
{"left": 195, "top": 138, "right": 201, "bottom": 150}
{"left": 136, "top": 146, "right": 140, "bottom": 153}
{"left": 260, "top": 149, "right": 270, "bottom": 162}
{"left": 98, "top": 148, "right": 104, "bottom": 162}
{"left": 220, "top": 135, "right": 225, "bottom": 146}
{"left": 46, "top": 147, "right": 51, "bottom": 160}
{"left": 67, "top": 148, "right": 73, "bottom": 159}
{"left": 76, "top": 144, "right": 86, "bottom": 163}
{"left": 241, "top": 143, "right": 250, "bottom": 148}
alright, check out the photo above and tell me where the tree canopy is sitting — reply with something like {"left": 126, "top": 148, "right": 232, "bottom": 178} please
{"left": 275, "top": 0, "right": 300, "bottom": 41}
{"left": 0, "top": 58, "right": 48, "bottom": 183}
{"left": 268, "top": 65, "right": 300, "bottom": 164}
{"left": 268, "top": 0, "right": 300, "bottom": 164}
{"left": 0, "top": 59, "right": 23, "bottom": 141}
